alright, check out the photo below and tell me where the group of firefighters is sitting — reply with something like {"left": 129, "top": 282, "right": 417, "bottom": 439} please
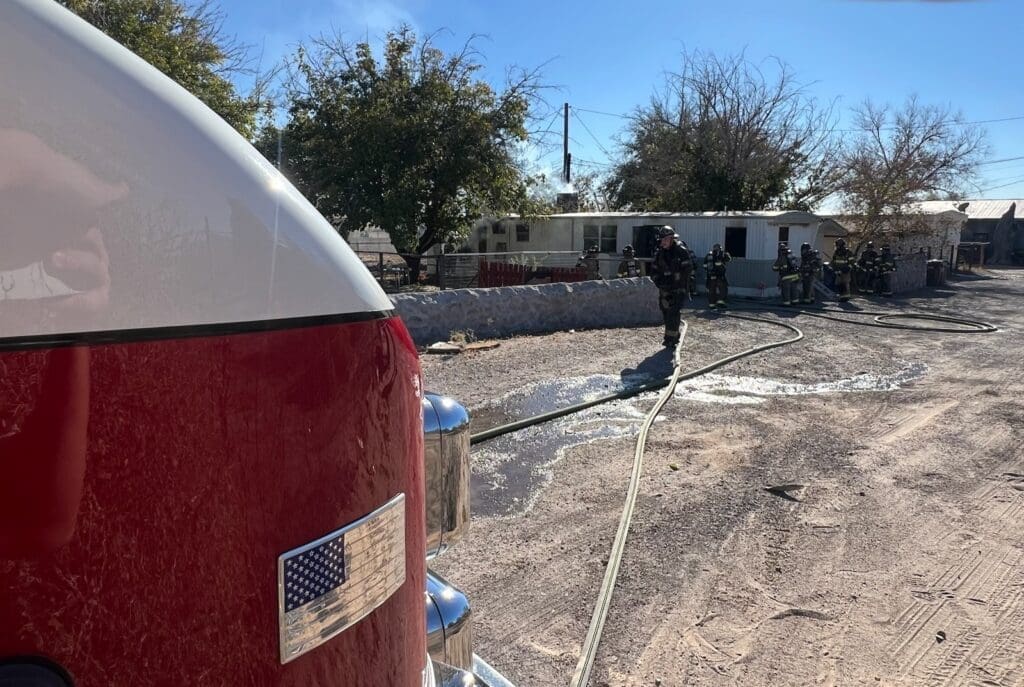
{"left": 578, "top": 225, "right": 900, "bottom": 349}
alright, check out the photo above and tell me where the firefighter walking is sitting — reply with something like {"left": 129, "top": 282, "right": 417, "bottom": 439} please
{"left": 831, "top": 238, "right": 853, "bottom": 302}
{"left": 617, "top": 245, "right": 642, "bottom": 278}
{"left": 772, "top": 243, "right": 801, "bottom": 306}
{"left": 652, "top": 227, "right": 690, "bottom": 347}
{"left": 704, "top": 243, "right": 731, "bottom": 309}
{"left": 800, "top": 243, "right": 822, "bottom": 304}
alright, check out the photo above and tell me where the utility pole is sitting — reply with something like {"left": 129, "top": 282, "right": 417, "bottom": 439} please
{"left": 562, "top": 102, "right": 571, "bottom": 184}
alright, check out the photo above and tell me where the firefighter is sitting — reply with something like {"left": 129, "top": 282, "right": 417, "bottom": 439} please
{"left": 682, "top": 240, "right": 699, "bottom": 297}
{"left": 772, "top": 243, "right": 801, "bottom": 306}
{"left": 577, "top": 245, "right": 601, "bottom": 280}
{"left": 704, "top": 243, "right": 731, "bottom": 309}
{"left": 651, "top": 227, "right": 690, "bottom": 347}
{"left": 878, "top": 245, "right": 897, "bottom": 296}
{"left": 616, "top": 245, "right": 642, "bottom": 278}
{"left": 800, "top": 242, "right": 822, "bottom": 304}
{"left": 831, "top": 238, "right": 853, "bottom": 302}
{"left": 857, "top": 241, "right": 879, "bottom": 294}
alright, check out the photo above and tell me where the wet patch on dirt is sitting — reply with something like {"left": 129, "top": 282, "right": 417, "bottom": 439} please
{"left": 470, "top": 374, "right": 650, "bottom": 517}
{"left": 470, "top": 362, "right": 928, "bottom": 516}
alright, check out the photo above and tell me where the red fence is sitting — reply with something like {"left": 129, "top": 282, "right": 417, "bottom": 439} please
{"left": 477, "top": 260, "right": 588, "bottom": 287}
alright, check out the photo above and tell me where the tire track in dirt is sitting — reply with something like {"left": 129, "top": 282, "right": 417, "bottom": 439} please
{"left": 868, "top": 400, "right": 959, "bottom": 444}
{"left": 888, "top": 427, "right": 1024, "bottom": 685}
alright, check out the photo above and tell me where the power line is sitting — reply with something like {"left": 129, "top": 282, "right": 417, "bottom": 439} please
{"left": 577, "top": 104, "right": 1024, "bottom": 133}
{"left": 535, "top": 109, "right": 563, "bottom": 141}
{"left": 978, "top": 155, "right": 1024, "bottom": 166}
{"left": 959, "top": 114, "right": 1024, "bottom": 126}
{"left": 575, "top": 157, "right": 615, "bottom": 169}
{"left": 976, "top": 175, "right": 1024, "bottom": 193}
{"left": 835, "top": 114, "right": 1024, "bottom": 134}
{"left": 571, "top": 109, "right": 613, "bottom": 159}
{"left": 574, "top": 106, "right": 633, "bottom": 121}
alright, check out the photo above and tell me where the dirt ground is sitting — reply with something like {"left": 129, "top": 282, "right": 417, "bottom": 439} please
{"left": 425, "top": 270, "right": 1024, "bottom": 687}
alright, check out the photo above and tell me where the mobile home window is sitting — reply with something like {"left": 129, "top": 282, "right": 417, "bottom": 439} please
{"left": 725, "top": 226, "right": 747, "bottom": 258}
{"left": 778, "top": 226, "right": 789, "bottom": 244}
{"left": 515, "top": 223, "right": 530, "bottom": 242}
{"left": 492, "top": 223, "right": 506, "bottom": 235}
{"left": 584, "top": 224, "right": 617, "bottom": 253}
{"left": 495, "top": 242, "right": 508, "bottom": 252}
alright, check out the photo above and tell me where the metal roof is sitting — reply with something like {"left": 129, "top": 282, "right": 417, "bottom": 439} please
{"left": 915, "top": 199, "right": 1022, "bottom": 221}
{"left": 543, "top": 210, "right": 822, "bottom": 224}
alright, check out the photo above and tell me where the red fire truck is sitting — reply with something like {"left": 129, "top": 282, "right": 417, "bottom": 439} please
{"left": 0, "top": 2, "right": 509, "bottom": 685}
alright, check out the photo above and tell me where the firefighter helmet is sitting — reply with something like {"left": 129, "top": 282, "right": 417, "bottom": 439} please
{"left": 658, "top": 226, "right": 676, "bottom": 239}
{"left": 623, "top": 245, "right": 635, "bottom": 255}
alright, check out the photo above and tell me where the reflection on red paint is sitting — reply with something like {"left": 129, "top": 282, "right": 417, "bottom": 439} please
{"left": 0, "top": 347, "right": 89, "bottom": 558}
{"left": 0, "top": 318, "right": 425, "bottom": 686}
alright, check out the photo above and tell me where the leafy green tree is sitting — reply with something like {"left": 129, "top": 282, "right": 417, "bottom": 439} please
{"left": 265, "top": 27, "right": 548, "bottom": 268}
{"left": 604, "top": 50, "right": 842, "bottom": 212}
{"left": 59, "top": 0, "right": 265, "bottom": 137}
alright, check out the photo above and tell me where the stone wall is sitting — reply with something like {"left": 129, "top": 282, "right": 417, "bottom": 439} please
{"left": 391, "top": 257, "right": 930, "bottom": 344}
{"left": 390, "top": 278, "right": 662, "bottom": 345}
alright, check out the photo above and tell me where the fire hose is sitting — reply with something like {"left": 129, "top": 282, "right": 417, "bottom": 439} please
{"left": 467, "top": 304, "right": 997, "bottom": 686}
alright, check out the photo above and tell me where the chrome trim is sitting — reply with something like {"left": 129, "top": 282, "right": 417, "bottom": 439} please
{"left": 423, "top": 394, "right": 471, "bottom": 558}
{"left": 431, "top": 656, "right": 517, "bottom": 687}
{"left": 278, "top": 494, "right": 406, "bottom": 663}
{"left": 472, "top": 655, "right": 517, "bottom": 687}
{"left": 426, "top": 570, "right": 473, "bottom": 671}
{"left": 423, "top": 653, "right": 438, "bottom": 687}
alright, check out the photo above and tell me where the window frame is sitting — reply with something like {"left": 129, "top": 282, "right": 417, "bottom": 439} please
{"left": 724, "top": 226, "right": 748, "bottom": 258}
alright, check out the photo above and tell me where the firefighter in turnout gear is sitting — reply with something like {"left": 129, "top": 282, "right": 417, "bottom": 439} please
{"left": 800, "top": 243, "right": 822, "bottom": 304}
{"left": 878, "top": 245, "right": 897, "bottom": 296}
{"left": 617, "top": 245, "right": 642, "bottom": 278}
{"left": 652, "top": 227, "right": 690, "bottom": 347}
{"left": 857, "top": 241, "right": 879, "bottom": 294}
{"left": 577, "top": 245, "right": 601, "bottom": 280}
{"left": 683, "top": 240, "right": 699, "bottom": 297}
{"left": 704, "top": 243, "right": 731, "bottom": 309}
{"left": 772, "top": 243, "right": 801, "bottom": 306}
{"left": 831, "top": 238, "right": 853, "bottom": 302}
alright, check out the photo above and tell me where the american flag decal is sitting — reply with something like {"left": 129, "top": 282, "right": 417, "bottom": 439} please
{"left": 283, "top": 534, "right": 347, "bottom": 612}
{"left": 278, "top": 493, "right": 406, "bottom": 663}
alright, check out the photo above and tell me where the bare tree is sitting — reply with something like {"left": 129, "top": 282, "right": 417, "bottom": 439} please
{"left": 838, "top": 96, "right": 987, "bottom": 248}
{"left": 605, "top": 50, "right": 843, "bottom": 212}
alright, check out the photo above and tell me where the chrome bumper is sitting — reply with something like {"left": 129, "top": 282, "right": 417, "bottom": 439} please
{"left": 431, "top": 655, "right": 516, "bottom": 687}
{"left": 422, "top": 397, "right": 513, "bottom": 687}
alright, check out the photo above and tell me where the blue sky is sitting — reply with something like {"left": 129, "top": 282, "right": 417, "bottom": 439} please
{"left": 220, "top": 0, "right": 1024, "bottom": 201}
